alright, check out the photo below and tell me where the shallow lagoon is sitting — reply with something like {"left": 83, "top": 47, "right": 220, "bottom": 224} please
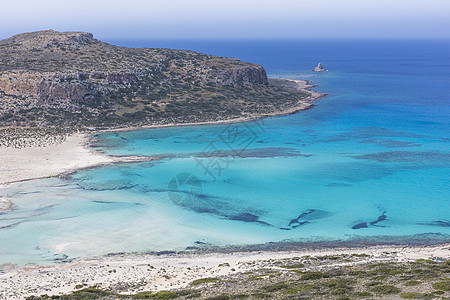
{"left": 0, "top": 40, "right": 449, "bottom": 265}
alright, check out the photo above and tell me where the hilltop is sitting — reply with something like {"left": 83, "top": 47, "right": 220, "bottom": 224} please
{"left": 0, "top": 30, "right": 320, "bottom": 129}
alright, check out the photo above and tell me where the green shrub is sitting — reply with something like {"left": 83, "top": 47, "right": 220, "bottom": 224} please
{"left": 280, "top": 263, "right": 304, "bottom": 269}
{"left": 283, "top": 288, "right": 299, "bottom": 295}
{"left": 431, "top": 290, "right": 444, "bottom": 295}
{"left": 399, "top": 292, "right": 423, "bottom": 299}
{"left": 263, "top": 282, "right": 289, "bottom": 292}
{"left": 230, "top": 295, "right": 249, "bottom": 299}
{"left": 352, "top": 253, "right": 370, "bottom": 258}
{"left": 432, "top": 280, "right": 450, "bottom": 291}
{"left": 191, "top": 277, "right": 221, "bottom": 286}
{"left": 132, "top": 291, "right": 178, "bottom": 299}
{"left": 365, "top": 281, "right": 382, "bottom": 287}
{"left": 300, "top": 271, "right": 328, "bottom": 280}
{"left": 61, "top": 287, "right": 111, "bottom": 299}
{"left": 404, "top": 280, "right": 421, "bottom": 286}
{"left": 251, "top": 293, "right": 270, "bottom": 299}
{"left": 371, "top": 285, "right": 401, "bottom": 295}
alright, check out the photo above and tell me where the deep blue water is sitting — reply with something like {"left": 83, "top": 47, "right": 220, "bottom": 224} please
{"left": 1, "top": 40, "right": 449, "bottom": 265}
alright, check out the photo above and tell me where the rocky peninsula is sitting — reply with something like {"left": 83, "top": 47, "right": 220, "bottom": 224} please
{"left": 0, "top": 30, "right": 322, "bottom": 129}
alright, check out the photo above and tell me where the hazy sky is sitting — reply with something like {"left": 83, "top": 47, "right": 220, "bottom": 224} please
{"left": 1, "top": 0, "right": 449, "bottom": 39}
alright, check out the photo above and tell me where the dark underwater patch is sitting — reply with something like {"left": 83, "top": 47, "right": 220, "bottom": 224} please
{"left": 281, "top": 209, "right": 330, "bottom": 230}
{"left": 52, "top": 253, "right": 71, "bottom": 262}
{"left": 166, "top": 181, "right": 271, "bottom": 227}
{"left": 338, "top": 127, "right": 424, "bottom": 139}
{"left": 311, "top": 137, "right": 351, "bottom": 144}
{"left": 76, "top": 180, "right": 137, "bottom": 192}
{"left": 196, "top": 147, "right": 311, "bottom": 158}
{"left": 352, "top": 211, "right": 387, "bottom": 230}
{"left": 359, "top": 138, "right": 421, "bottom": 148}
{"left": 351, "top": 151, "right": 450, "bottom": 165}
{"left": 0, "top": 220, "right": 25, "bottom": 230}
{"left": 418, "top": 220, "right": 450, "bottom": 227}
{"left": 228, "top": 212, "right": 271, "bottom": 226}
{"left": 113, "top": 133, "right": 130, "bottom": 142}
{"left": 370, "top": 211, "right": 387, "bottom": 226}
{"left": 92, "top": 200, "right": 143, "bottom": 206}
{"left": 0, "top": 204, "right": 58, "bottom": 229}
{"left": 326, "top": 183, "right": 352, "bottom": 187}
{"left": 352, "top": 222, "right": 369, "bottom": 229}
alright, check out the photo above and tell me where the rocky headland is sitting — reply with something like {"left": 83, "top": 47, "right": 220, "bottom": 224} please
{"left": 0, "top": 30, "right": 321, "bottom": 129}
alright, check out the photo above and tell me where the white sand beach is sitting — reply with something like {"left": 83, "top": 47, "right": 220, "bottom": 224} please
{"left": 0, "top": 244, "right": 448, "bottom": 299}
{"left": 0, "top": 133, "right": 113, "bottom": 186}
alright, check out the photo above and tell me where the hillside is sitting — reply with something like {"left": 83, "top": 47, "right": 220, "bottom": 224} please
{"left": 0, "top": 30, "right": 316, "bottom": 129}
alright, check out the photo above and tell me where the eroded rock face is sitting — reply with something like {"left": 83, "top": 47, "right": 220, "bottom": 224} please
{"left": 0, "top": 71, "right": 142, "bottom": 107}
{"left": 205, "top": 65, "right": 269, "bottom": 85}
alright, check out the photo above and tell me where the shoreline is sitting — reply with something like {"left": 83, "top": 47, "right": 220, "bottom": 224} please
{"left": 0, "top": 78, "right": 325, "bottom": 186}
{"left": 97, "top": 79, "right": 327, "bottom": 133}
{"left": 1, "top": 243, "right": 449, "bottom": 298}
{"left": 0, "top": 133, "right": 111, "bottom": 186}
{"left": 0, "top": 134, "right": 163, "bottom": 186}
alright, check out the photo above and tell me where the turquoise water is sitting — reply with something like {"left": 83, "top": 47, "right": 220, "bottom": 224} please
{"left": 1, "top": 40, "right": 449, "bottom": 266}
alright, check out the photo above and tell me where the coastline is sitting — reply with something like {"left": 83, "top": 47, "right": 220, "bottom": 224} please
{"left": 1, "top": 243, "right": 448, "bottom": 298}
{"left": 97, "top": 79, "right": 327, "bottom": 133}
{"left": 0, "top": 78, "right": 324, "bottom": 186}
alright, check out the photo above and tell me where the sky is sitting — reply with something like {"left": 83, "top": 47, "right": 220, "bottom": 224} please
{"left": 1, "top": 0, "right": 450, "bottom": 40}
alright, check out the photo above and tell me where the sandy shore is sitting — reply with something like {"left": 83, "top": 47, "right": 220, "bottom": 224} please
{"left": 0, "top": 244, "right": 448, "bottom": 299}
{"left": 0, "top": 133, "right": 113, "bottom": 186}
{"left": 0, "top": 133, "right": 163, "bottom": 187}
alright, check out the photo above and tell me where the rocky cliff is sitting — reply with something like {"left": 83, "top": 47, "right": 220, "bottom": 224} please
{"left": 0, "top": 30, "right": 309, "bottom": 128}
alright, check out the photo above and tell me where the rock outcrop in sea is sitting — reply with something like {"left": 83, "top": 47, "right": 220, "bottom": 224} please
{"left": 313, "top": 62, "right": 327, "bottom": 72}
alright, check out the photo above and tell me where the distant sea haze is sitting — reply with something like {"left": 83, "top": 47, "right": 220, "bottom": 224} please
{"left": 0, "top": 39, "right": 449, "bottom": 265}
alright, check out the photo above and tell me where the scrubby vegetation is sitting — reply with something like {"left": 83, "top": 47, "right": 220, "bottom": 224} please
{"left": 26, "top": 256, "right": 449, "bottom": 299}
{"left": 0, "top": 127, "right": 72, "bottom": 148}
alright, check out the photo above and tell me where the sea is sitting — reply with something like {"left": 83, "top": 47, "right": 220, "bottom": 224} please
{"left": 0, "top": 39, "right": 449, "bottom": 266}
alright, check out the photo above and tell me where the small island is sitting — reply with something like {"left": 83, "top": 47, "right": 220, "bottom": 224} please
{"left": 313, "top": 62, "right": 327, "bottom": 72}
